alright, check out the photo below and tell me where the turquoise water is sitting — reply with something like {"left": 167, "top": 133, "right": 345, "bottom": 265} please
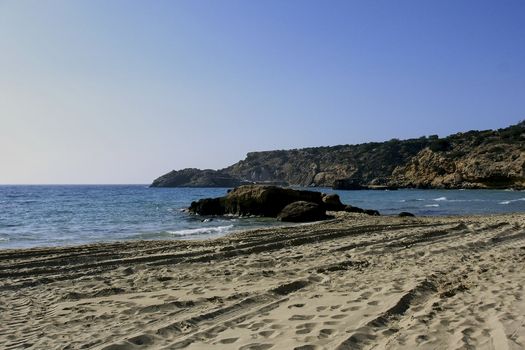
{"left": 0, "top": 185, "right": 524, "bottom": 248}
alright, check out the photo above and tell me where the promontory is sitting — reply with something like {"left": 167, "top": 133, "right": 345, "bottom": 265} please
{"left": 151, "top": 121, "right": 525, "bottom": 190}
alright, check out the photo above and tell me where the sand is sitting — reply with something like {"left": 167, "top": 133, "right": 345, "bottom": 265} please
{"left": 1, "top": 212, "right": 525, "bottom": 350}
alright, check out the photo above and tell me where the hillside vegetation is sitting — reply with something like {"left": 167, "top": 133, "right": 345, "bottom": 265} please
{"left": 152, "top": 122, "right": 525, "bottom": 189}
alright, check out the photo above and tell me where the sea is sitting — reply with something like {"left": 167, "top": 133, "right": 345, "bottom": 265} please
{"left": 0, "top": 185, "right": 524, "bottom": 249}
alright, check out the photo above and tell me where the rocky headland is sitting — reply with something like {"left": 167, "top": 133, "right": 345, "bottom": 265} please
{"left": 152, "top": 121, "right": 525, "bottom": 189}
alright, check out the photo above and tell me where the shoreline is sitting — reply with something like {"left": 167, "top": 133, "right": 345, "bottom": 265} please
{"left": 2, "top": 212, "right": 525, "bottom": 349}
{"left": 2, "top": 211, "right": 525, "bottom": 252}
{"left": 2, "top": 185, "right": 525, "bottom": 250}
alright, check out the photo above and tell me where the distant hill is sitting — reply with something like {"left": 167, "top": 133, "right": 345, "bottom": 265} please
{"left": 151, "top": 121, "right": 525, "bottom": 189}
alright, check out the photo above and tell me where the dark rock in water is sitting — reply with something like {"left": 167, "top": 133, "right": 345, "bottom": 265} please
{"left": 333, "top": 179, "right": 365, "bottom": 190}
{"left": 345, "top": 205, "right": 380, "bottom": 216}
{"left": 189, "top": 185, "right": 324, "bottom": 217}
{"left": 223, "top": 185, "right": 323, "bottom": 217}
{"left": 277, "top": 201, "right": 327, "bottom": 222}
{"left": 189, "top": 197, "right": 225, "bottom": 216}
{"left": 188, "top": 185, "right": 381, "bottom": 220}
{"left": 398, "top": 211, "right": 415, "bottom": 217}
{"left": 344, "top": 205, "right": 365, "bottom": 214}
{"left": 151, "top": 168, "right": 249, "bottom": 188}
{"left": 321, "top": 193, "right": 345, "bottom": 211}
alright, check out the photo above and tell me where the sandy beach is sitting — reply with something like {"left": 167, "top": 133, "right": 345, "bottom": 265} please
{"left": 1, "top": 212, "right": 525, "bottom": 349}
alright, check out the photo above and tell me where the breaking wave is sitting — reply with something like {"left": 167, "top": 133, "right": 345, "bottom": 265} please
{"left": 499, "top": 198, "right": 525, "bottom": 205}
{"left": 168, "top": 225, "right": 235, "bottom": 236}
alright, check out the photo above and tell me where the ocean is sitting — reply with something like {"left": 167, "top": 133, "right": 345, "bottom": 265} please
{"left": 0, "top": 185, "right": 524, "bottom": 249}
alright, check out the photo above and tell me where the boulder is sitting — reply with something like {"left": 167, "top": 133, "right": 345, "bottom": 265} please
{"left": 398, "top": 211, "right": 415, "bottom": 217}
{"left": 321, "top": 193, "right": 345, "bottom": 211}
{"left": 345, "top": 205, "right": 380, "bottom": 216}
{"left": 189, "top": 185, "right": 324, "bottom": 217}
{"left": 344, "top": 205, "right": 365, "bottom": 214}
{"left": 189, "top": 198, "right": 225, "bottom": 216}
{"left": 277, "top": 201, "right": 327, "bottom": 222}
{"left": 188, "top": 185, "right": 381, "bottom": 219}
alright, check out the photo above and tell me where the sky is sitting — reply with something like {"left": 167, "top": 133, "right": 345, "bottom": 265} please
{"left": 1, "top": 0, "right": 524, "bottom": 184}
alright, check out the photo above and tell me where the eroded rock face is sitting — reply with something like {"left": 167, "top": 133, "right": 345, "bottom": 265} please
{"left": 277, "top": 201, "right": 327, "bottom": 222}
{"left": 390, "top": 142, "right": 525, "bottom": 189}
{"left": 230, "top": 123, "right": 524, "bottom": 189}
{"left": 224, "top": 141, "right": 427, "bottom": 187}
{"left": 153, "top": 122, "right": 525, "bottom": 190}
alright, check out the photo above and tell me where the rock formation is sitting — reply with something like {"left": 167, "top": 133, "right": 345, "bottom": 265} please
{"left": 277, "top": 201, "right": 327, "bottom": 222}
{"left": 152, "top": 121, "right": 525, "bottom": 189}
{"left": 189, "top": 185, "right": 323, "bottom": 217}
{"left": 188, "top": 185, "right": 378, "bottom": 222}
{"left": 150, "top": 168, "right": 248, "bottom": 188}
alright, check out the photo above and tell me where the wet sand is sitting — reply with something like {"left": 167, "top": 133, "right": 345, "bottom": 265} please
{"left": 1, "top": 212, "right": 525, "bottom": 349}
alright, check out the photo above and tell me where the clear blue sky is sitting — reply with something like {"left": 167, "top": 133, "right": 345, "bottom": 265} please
{"left": 1, "top": 0, "right": 524, "bottom": 184}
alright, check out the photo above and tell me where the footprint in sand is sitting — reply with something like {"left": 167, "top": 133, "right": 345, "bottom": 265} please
{"left": 359, "top": 291, "right": 373, "bottom": 299}
{"left": 289, "top": 315, "right": 315, "bottom": 321}
{"left": 331, "top": 314, "right": 346, "bottom": 320}
{"left": 269, "top": 324, "right": 285, "bottom": 330}
{"left": 238, "top": 343, "right": 273, "bottom": 350}
{"left": 479, "top": 303, "right": 496, "bottom": 311}
{"left": 248, "top": 322, "right": 266, "bottom": 331}
{"left": 341, "top": 306, "right": 359, "bottom": 312}
{"left": 416, "top": 334, "right": 430, "bottom": 343}
{"left": 318, "top": 328, "right": 336, "bottom": 339}
{"left": 259, "top": 330, "right": 275, "bottom": 338}
{"left": 218, "top": 337, "right": 238, "bottom": 344}
{"left": 294, "top": 345, "right": 317, "bottom": 350}
{"left": 296, "top": 323, "right": 316, "bottom": 335}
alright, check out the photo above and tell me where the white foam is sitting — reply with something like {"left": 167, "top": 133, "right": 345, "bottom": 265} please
{"left": 499, "top": 198, "right": 525, "bottom": 205}
{"left": 425, "top": 204, "right": 440, "bottom": 207}
{"left": 433, "top": 197, "right": 447, "bottom": 201}
{"left": 168, "top": 225, "right": 234, "bottom": 236}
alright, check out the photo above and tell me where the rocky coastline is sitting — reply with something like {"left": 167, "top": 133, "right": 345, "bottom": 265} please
{"left": 151, "top": 121, "right": 525, "bottom": 190}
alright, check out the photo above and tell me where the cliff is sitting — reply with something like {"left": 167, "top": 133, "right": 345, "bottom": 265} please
{"left": 151, "top": 121, "right": 525, "bottom": 189}
{"left": 390, "top": 125, "right": 525, "bottom": 189}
